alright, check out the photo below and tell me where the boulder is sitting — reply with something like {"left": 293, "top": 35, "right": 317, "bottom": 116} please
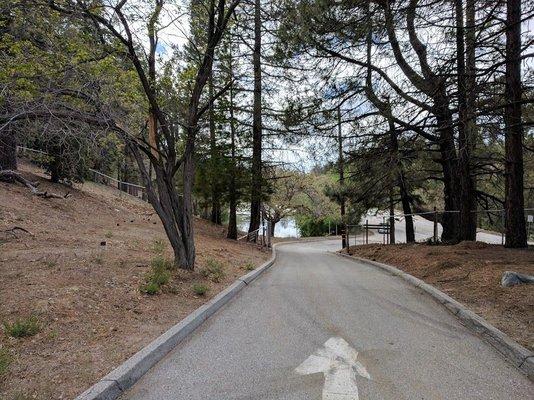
{"left": 501, "top": 271, "right": 534, "bottom": 287}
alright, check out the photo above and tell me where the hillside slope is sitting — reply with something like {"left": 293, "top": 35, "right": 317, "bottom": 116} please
{"left": 0, "top": 162, "right": 270, "bottom": 400}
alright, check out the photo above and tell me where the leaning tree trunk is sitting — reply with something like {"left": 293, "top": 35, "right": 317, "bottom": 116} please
{"left": 248, "top": 0, "right": 262, "bottom": 235}
{"left": 504, "top": 0, "right": 527, "bottom": 248}
{"left": 0, "top": 125, "right": 17, "bottom": 170}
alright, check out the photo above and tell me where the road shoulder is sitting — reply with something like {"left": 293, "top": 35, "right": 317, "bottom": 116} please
{"left": 335, "top": 250, "right": 534, "bottom": 381}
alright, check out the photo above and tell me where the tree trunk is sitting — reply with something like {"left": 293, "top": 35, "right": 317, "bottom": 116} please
{"left": 504, "top": 0, "right": 527, "bottom": 248}
{"left": 455, "top": 0, "right": 477, "bottom": 241}
{"left": 0, "top": 125, "right": 17, "bottom": 170}
{"left": 337, "top": 106, "right": 347, "bottom": 248}
{"left": 389, "top": 190, "right": 396, "bottom": 244}
{"left": 180, "top": 133, "right": 197, "bottom": 268}
{"left": 435, "top": 106, "right": 460, "bottom": 242}
{"left": 209, "top": 74, "right": 221, "bottom": 225}
{"left": 248, "top": 0, "right": 262, "bottom": 235}
{"left": 227, "top": 67, "right": 238, "bottom": 240}
{"left": 398, "top": 173, "right": 416, "bottom": 243}
{"left": 50, "top": 155, "right": 61, "bottom": 183}
{"left": 270, "top": 220, "right": 276, "bottom": 237}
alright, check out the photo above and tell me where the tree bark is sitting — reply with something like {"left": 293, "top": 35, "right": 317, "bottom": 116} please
{"left": 209, "top": 74, "right": 221, "bottom": 224}
{"left": 455, "top": 0, "right": 477, "bottom": 241}
{"left": 383, "top": 0, "right": 461, "bottom": 242}
{"left": 227, "top": 62, "right": 238, "bottom": 239}
{"left": 248, "top": 0, "right": 262, "bottom": 235}
{"left": 504, "top": 0, "right": 527, "bottom": 248}
{"left": 389, "top": 190, "right": 396, "bottom": 244}
{"left": 0, "top": 125, "right": 17, "bottom": 170}
{"left": 337, "top": 106, "right": 347, "bottom": 248}
{"left": 398, "top": 172, "right": 415, "bottom": 243}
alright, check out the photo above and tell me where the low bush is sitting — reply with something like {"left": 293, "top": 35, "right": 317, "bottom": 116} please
{"left": 243, "top": 262, "right": 255, "bottom": 271}
{"left": 3, "top": 316, "right": 40, "bottom": 338}
{"left": 201, "top": 259, "right": 226, "bottom": 283}
{"left": 192, "top": 284, "right": 208, "bottom": 296}
{"left": 140, "top": 256, "right": 172, "bottom": 295}
{"left": 140, "top": 281, "right": 160, "bottom": 295}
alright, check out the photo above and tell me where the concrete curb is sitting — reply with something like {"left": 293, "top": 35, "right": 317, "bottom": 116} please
{"left": 335, "top": 252, "right": 534, "bottom": 381}
{"left": 75, "top": 243, "right": 286, "bottom": 400}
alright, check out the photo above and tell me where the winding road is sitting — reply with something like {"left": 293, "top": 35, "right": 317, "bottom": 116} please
{"left": 121, "top": 240, "right": 532, "bottom": 399}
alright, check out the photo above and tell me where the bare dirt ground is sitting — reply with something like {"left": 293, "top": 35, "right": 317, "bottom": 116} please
{"left": 347, "top": 242, "right": 533, "bottom": 351}
{"left": 0, "top": 162, "right": 270, "bottom": 400}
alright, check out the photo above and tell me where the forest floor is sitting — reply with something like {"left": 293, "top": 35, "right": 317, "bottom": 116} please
{"left": 0, "top": 162, "right": 270, "bottom": 400}
{"left": 347, "top": 241, "right": 533, "bottom": 351}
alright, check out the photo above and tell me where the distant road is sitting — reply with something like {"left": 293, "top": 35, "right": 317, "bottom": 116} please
{"left": 359, "top": 213, "right": 505, "bottom": 244}
{"left": 121, "top": 240, "right": 531, "bottom": 399}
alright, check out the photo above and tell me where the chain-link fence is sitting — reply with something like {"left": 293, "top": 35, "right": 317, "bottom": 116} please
{"left": 342, "top": 208, "right": 534, "bottom": 247}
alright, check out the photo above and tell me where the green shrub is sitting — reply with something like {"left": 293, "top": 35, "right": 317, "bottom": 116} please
{"left": 296, "top": 215, "right": 340, "bottom": 237}
{"left": 192, "top": 284, "right": 208, "bottom": 296}
{"left": 140, "top": 256, "right": 172, "bottom": 295}
{"left": 150, "top": 256, "right": 171, "bottom": 285}
{"left": 140, "top": 281, "right": 160, "bottom": 295}
{"left": 0, "top": 348, "right": 11, "bottom": 378}
{"left": 201, "top": 259, "right": 226, "bottom": 283}
{"left": 243, "top": 262, "right": 255, "bottom": 271}
{"left": 3, "top": 316, "right": 40, "bottom": 338}
{"left": 104, "top": 231, "right": 113, "bottom": 238}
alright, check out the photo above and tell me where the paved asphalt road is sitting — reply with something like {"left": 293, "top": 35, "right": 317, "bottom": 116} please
{"left": 122, "top": 240, "right": 532, "bottom": 400}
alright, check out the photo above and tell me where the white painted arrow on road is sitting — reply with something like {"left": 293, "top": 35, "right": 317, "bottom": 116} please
{"left": 295, "top": 337, "right": 370, "bottom": 400}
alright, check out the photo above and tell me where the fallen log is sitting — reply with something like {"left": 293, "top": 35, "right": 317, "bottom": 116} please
{"left": 0, "top": 170, "right": 70, "bottom": 199}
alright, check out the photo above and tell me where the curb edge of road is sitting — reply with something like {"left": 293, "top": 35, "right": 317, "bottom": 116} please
{"left": 335, "top": 252, "right": 534, "bottom": 382}
{"left": 75, "top": 243, "right": 286, "bottom": 400}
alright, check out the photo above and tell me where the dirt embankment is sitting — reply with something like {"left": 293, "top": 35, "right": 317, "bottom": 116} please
{"left": 347, "top": 242, "right": 534, "bottom": 351}
{"left": 0, "top": 163, "right": 270, "bottom": 400}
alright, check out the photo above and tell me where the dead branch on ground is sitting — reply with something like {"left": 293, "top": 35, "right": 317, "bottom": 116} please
{"left": 0, "top": 170, "right": 70, "bottom": 199}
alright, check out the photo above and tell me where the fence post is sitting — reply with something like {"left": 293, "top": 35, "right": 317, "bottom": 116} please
{"left": 433, "top": 207, "right": 438, "bottom": 243}
{"left": 501, "top": 210, "right": 505, "bottom": 246}
{"left": 365, "top": 219, "right": 369, "bottom": 245}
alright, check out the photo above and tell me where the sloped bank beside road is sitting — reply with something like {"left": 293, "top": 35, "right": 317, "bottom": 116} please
{"left": 0, "top": 162, "right": 270, "bottom": 400}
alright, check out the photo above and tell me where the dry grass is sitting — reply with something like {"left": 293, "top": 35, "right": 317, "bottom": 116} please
{"left": 0, "top": 162, "right": 270, "bottom": 400}
{"left": 348, "top": 241, "right": 534, "bottom": 351}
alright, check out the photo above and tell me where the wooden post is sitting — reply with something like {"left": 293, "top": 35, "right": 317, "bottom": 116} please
{"left": 365, "top": 219, "right": 369, "bottom": 245}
